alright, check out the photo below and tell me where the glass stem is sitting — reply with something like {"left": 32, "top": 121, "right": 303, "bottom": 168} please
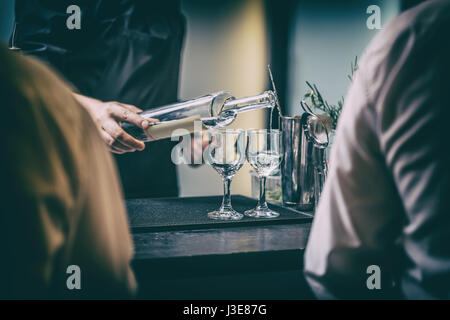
{"left": 258, "top": 176, "right": 268, "bottom": 209}
{"left": 221, "top": 177, "right": 232, "bottom": 211}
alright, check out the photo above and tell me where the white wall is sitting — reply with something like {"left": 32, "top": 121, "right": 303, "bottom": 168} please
{"left": 177, "top": 0, "right": 269, "bottom": 197}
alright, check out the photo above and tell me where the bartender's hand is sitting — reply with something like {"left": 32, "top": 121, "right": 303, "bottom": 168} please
{"left": 74, "top": 93, "right": 157, "bottom": 154}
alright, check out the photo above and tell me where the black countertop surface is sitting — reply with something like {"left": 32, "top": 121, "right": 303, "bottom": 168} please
{"left": 127, "top": 195, "right": 314, "bottom": 299}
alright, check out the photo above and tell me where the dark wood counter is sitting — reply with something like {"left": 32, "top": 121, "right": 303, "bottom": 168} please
{"left": 128, "top": 195, "right": 314, "bottom": 299}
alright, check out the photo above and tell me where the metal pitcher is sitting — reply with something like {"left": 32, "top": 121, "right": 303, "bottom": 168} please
{"left": 280, "top": 114, "right": 315, "bottom": 211}
{"left": 281, "top": 113, "right": 331, "bottom": 211}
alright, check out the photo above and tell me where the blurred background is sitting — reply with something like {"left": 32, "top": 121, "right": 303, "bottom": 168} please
{"left": 0, "top": 0, "right": 425, "bottom": 197}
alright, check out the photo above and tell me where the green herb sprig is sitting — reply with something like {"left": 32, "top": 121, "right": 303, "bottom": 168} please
{"left": 301, "top": 56, "right": 358, "bottom": 130}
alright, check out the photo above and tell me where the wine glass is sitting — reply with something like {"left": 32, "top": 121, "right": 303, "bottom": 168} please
{"left": 245, "top": 129, "right": 282, "bottom": 218}
{"left": 204, "top": 129, "right": 246, "bottom": 220}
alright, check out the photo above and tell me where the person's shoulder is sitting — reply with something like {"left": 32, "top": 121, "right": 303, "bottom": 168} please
{"left": 0, "top": 44, "right": 99, "bottom": 182}
{"left": 373, "top": 0, "right": 450, "bottom": 51}
{"left": 363, "top": 0, "right": 450, "bottom": 66}
{"left": 0, "top": 44, "right": 89, "bottom": 133}
{"left": 357, "top": 0, "right": 450, "bottom": 105}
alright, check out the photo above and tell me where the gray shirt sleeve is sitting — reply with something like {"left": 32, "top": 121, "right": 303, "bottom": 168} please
{"left": 304, "top": 0, "right": 450, "bottom": 299}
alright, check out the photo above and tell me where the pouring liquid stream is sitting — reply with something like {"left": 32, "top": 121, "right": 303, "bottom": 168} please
{"left": 267, "top": 64, "right": 283, "bottom": 131}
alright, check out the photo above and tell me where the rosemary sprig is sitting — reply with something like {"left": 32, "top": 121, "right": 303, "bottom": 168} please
{"left": 301, "top": 56, "right": 358, "bottom": 130}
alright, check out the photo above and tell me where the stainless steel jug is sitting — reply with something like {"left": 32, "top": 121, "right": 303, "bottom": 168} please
{"left": 281, "top": 113, "right": 331, "bottom": 211}
{"left": 280, "top": 114, "right": 315, "bottom": 211}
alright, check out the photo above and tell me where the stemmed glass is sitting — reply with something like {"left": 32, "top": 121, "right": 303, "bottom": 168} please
{"left": 245, "top": 129, "right": 282, "bottom": 218}
{"left": 205, "top": 129, "right": 246, "bottom": 220}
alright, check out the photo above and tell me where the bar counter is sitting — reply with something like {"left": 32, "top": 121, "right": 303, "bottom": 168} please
{"left": 128, "top": 195, "right": 314, "bottom": 299}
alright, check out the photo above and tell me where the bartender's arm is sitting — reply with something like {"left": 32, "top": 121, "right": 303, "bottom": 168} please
{"left": 73, "top": 93, "right": 156, "bottom": 154}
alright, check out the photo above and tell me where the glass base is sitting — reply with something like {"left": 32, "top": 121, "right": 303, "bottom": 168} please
{"left": 244, "top": 205, "right": 279, "bottom": 219}
{"left": 208, "top": 208, "right": 243, "bottom": 221}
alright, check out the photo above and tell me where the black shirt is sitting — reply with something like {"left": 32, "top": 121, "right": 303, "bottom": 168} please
{"left": 14, "top": 0, "right": 185, "bottom": 198}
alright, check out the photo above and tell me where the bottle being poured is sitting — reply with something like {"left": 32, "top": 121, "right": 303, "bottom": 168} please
{"left": 122, "top": 90, "right": 277, "bottom": 141}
